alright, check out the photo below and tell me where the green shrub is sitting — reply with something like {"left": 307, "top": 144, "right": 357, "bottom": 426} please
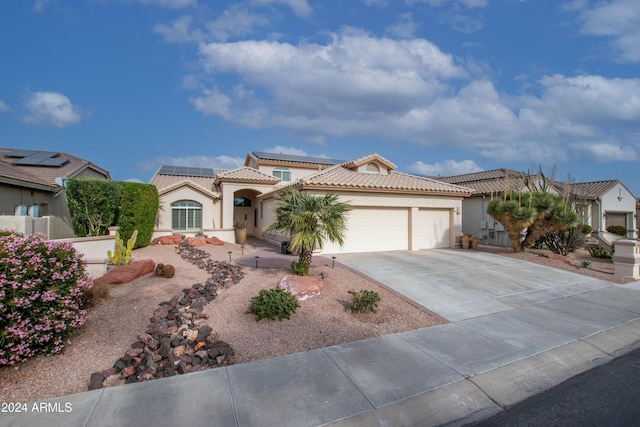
{"left": 348, "top": 289, "right": 381, "bottom": 313}
{"left": 114, "top": 182, "right": 159, "bottom": 248}
{"left": 290, "top": 261, "right": 308, "bottom": 276}
{"left": 249, "top": 288, "right": 300, "bottom": 321}
{"left": 607, "top": 225, "right": 627, "bottom": 236}
{"left": 581, "top": 224, "right": 593, "bottom": 234}
{"left": 588, "top": 246, "right": 613, "bottom": 259}
{"left": 0, "top": 231, "right": 92, "bottom": 365}
{"left": 66, "top": 178, "right": 121, "bottom": 237}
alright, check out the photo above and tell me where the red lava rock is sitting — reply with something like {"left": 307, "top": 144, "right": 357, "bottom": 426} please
{"left": 120, "top": 366, "right": 135, "bottom": 379}
{"left": 278, "top": 275, "right": 324, "bottom": 301}
{"left": 94, "top": 259, "right": 155, "bottom": 285}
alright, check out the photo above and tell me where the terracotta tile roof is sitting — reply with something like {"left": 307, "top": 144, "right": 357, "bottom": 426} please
{"left": 150, "top": 173, "right": 219, "bottom": 194}
{"left": 288, "top": 161, "right": 473, "bottom": 195}
{"left": 248, "top": 151, "right": 344, "bottom": 166}
{"left": 0, "top": 148, "right": 109, "bottom": 191}
{"left": 341, "top": 153, "right": 397, "bottom": 170}
{"left": 214, "top": 167, "right": 281, "bottom": 184}
{"left": 437, "top": 169, "right": 538, "bottom": 196}
{"left": 567, "top": 180, "right": 620, "bottom": 199}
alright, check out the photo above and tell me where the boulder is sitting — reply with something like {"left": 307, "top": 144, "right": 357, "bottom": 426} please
{"left": 278, "top": 275, "right": 324, "bottom": 301}
{"left": 94, "top": 259, "right": 155, "bottom": 285}
{"left": 186, "top": 236, "right": 207, "bottom": 247}
{"left": 206, "top": 236, "right": 225, "bottom": 245}
{"left": 151, "top": 235, "right": 182, "bottom": 245}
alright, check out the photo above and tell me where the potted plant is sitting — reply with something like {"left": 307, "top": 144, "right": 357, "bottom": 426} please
{"left": 461, "top": 233, "right": 471, "bottom": 249}
{"left": 234, "top": 222, "right": 247, "bottom": 245}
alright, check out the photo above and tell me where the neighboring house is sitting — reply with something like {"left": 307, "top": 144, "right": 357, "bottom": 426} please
{"left": 150, "top": 152, "right": 473, "bottom": 254}
{"left": 564, "top": 180, "right": 637, "bottom": 239}
{"left": 0, "top": 148, "right": 111, "bottom": 238}
{"left": 437, "top": 169, "right": 541, "bottom": 247}
{"left": 438, "top": 170, "right": 638, "bottom": 248}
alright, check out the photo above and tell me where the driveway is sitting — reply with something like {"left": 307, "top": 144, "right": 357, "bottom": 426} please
{"left": 336, "top": 248, "right": 613, "bottom": 321}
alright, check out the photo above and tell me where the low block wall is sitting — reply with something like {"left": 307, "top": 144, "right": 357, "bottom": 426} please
{"left": 612, "top": 239, "right": 640, "bottom": 279}
{"left": 56, "top": 235, "right": 114, "bottom": 279}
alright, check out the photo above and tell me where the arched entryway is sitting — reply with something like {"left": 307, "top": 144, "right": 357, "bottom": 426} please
{"left": 233, "top": 189, "right": 261, "bottom": 236}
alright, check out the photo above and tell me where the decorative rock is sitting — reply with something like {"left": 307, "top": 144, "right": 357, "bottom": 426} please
{"left": 94, "top": 259, "right": 156, "bottom": 285}
{"left": 151, "top": 235, "right": 182, "bottom": 245}
{"left": 206, "top": 236, "right": 224, "bottom": 245}
{"left": 186, "top": 236, "right": 207, "bottom": 247}
{"left": 103, "top": 374, "right": 125, "bottom": 388}
{"left": 88, "top": 373, "right": 104, "bottom": 390}
{"left": 173, "top": 345, "right": 185, "bottom": 357}
{"left": 120, "top": 366, "right": 135, "bottom": 379}
{"left": 278, "top": 275, "right": 324, "bottom": 301}
{"left": 89, "top": 240, "right": 243, "bottom": 390}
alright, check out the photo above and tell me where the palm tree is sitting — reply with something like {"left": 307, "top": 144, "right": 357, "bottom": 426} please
{"left": 263, "top": 189, "right": 350, "bottom": 268}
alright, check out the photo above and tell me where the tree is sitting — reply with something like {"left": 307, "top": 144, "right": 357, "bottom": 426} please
{"left": 66, "top": 178, "right": 121, "bottom": 237}
{"left": 263, "top": 189, "right": 350, "bottom": 267}
{"left": 487, "top": 190, "right": 579, "bottom": 252}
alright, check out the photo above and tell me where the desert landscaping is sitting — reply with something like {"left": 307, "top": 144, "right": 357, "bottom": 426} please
{"left": 0, "top": 237, "right": 633, "bottom": 404}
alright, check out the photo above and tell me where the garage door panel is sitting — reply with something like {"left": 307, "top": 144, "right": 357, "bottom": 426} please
{"left": 324, "top": 207, "right": 408, "bottom": 254}
{"left": 417, "top": 209, "right": 450, "bottom": 249}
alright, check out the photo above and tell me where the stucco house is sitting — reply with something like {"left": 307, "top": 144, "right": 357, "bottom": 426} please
{"left": 150, "top": 152, "right": 473, "bottom": 254}
{"left": 0, "top": 148, "right": 111, "bottom": 238}
{"left": 438, "top": 169, "right": 637, "bottom": 248}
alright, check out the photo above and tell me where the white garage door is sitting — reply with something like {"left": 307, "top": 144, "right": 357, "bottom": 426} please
{"left": 417, "top": 209, "right": 451, "bottom": 249}
{"left": 323, "top": 207, "right": 409, "bottom": 254}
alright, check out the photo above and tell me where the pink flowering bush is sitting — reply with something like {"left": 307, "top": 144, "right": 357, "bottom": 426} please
{"left": 0, "top": 230, "right": 93, "bottom": 365}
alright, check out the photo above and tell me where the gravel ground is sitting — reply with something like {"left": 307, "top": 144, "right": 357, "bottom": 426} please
{"left": 1, "top": 241, "right": 633, "bottom": 403}
{"left": 0, "top": 242, "right": 439, "bottom": 403}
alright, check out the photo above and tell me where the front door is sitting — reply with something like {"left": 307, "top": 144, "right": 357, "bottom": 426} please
{"left": 234, "top": 207, "right": 254, "bottom": 235}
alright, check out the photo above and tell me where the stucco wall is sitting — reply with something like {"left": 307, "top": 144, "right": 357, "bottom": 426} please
{"left": 157, "top": 186, "right": 220, "bottom": 234}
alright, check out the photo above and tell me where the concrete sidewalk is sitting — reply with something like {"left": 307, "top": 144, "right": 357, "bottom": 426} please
{"left": 4, "top": 250, "right": 640, "bottom": 427}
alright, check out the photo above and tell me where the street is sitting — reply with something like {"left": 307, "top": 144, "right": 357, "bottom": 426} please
{"left": 474, "top": 346, "right": 640, "bottom": 426}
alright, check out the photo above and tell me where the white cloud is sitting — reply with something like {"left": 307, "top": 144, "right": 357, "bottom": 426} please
{"left": 569, "top": 142, "right": 637, "bottom": 162}
{"left": 154, "top": 15, "right": 196, "bottom": 43}
{"left": 193, "top": 29, "right": 467, "bottom": 129}
{"left": 407, "top": 0, "right": 488, "bottom": 9}
{"left": 21, "top": 91, "right": 84, "bottom": 128}
{"left": 137, "top": 0, "right": 196, "bottom": 8}
{"left": 205, "top": 5, "right": 269, "bottom": 42}
{"left": 250, "top": 0, "right": 313, "bottom": 18}
{"left": 575, "top": 0, "right": 640, "bottom": 62}
{"left": 263, "top": 146, "right": 309, "bottom": 156}
{"left": 407, "top": 159, "right": 483, "bottom": 176}
{"left": 0, "top": 100, "right": 9, "bottom": 112}
{"left": 386, "top": 13, "right": 418, "bottom": 39}
{"left": 138, "top": 155, "right": 244, "bottom": 172}
{"left": 33, "top": 0, "right": 51, "bottom": 13}
{"left": 186, "top": 28, "right": 640, "bottom": 166}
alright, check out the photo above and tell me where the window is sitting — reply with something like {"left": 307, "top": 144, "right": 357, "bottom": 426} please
{"left": 273, "top": 167, "right": 291, "bottom": 182}
{"left": 234, "top": 197, "right": 252, "bottom": 207}
{"left": 171, "top": 201, "right": 202, "bottom": 231}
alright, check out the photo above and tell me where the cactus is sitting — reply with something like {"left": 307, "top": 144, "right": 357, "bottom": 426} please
{"left": 107, "top": 230, "right": 138, "bottom": 265}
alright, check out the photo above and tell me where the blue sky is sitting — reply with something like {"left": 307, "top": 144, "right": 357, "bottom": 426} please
{"left": 1, "top": 0, "right": 639, "bottom": 195}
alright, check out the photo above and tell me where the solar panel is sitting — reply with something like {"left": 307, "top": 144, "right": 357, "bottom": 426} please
{"left": 158, "top": 165, "right": 215, "bottom": 177}
{"left": 5, "top": 150, "right": 39, "bottom": 158}
{"left": 39, "top": 157, "right": 70, "bottom": 167}
{"left": 11, "top": 151, "right": 67, "bottom": 167}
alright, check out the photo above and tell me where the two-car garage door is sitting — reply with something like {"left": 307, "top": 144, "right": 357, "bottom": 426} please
{"left": 323, "top": 207, "right": 451, "bottom": 254}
